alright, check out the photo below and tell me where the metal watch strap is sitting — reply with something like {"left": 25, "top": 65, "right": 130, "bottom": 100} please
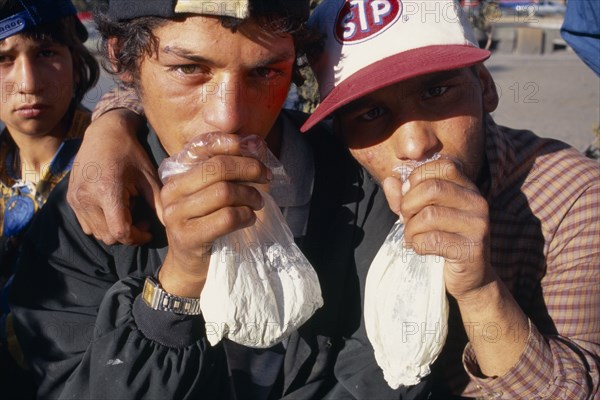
{"left": 142, "top": 276, "right": 202, "bottom": 315}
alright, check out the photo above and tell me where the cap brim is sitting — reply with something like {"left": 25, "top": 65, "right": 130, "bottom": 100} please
{"left": 301, "top": 45, "right": 491, "bottom": 132}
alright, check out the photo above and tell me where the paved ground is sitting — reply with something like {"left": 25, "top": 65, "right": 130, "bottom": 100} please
{"left": 485, "top": 51, "right": 599, "bottom": 152}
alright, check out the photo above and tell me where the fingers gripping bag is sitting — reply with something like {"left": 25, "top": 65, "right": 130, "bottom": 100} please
{"left": 159, "top": 133, "right": 323, "bottom": 348}
{"left": 364, "top": 154, "right": 449, "bottom": 388}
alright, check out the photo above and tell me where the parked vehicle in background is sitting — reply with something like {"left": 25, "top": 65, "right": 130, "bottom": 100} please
{"left": 496, "top": 0, "right": 566, "bottom": 16}
{"left": 532, "top": 1, "right": 567, "bottom": 16}
{"left": 461, "top": 0, "right": 481, "bottom": 8}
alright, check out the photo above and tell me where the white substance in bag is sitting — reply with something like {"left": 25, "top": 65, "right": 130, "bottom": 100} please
{"left": 159, "top": 133, "right": 323, "bottom": 348}
{"left": 364, "top": 154, "right": 449, "bottom": 388}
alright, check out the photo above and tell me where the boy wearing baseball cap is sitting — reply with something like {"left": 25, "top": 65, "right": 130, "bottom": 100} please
{"left": 9, "top": 1, "right": 433, "bottom": 399}
{"left": 303, "top": 0, "right": 599, "bottom": 399}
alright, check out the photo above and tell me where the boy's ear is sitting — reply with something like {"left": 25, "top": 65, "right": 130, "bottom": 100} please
{"left": 107, "top": 37, "right": 134, "bottom": 84}
{"left": 476, "top": 64, "right": 499, "bottom": 113}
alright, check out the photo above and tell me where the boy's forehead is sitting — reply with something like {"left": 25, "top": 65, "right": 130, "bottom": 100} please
{"left": 0, "top": 34, "right": 58, "bottom": 48}
{"left": 151, "top": 16, "right": 295, "bottom": 59}
{"left": 131, "top": 17, "right": 295, "bottom": 97}
{"left": 160, "top": 42, "right": 294, "bottom": 62}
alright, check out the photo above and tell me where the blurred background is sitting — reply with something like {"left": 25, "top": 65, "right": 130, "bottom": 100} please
{"left": 51, "top": 1, "right": 600, "bottom": 157}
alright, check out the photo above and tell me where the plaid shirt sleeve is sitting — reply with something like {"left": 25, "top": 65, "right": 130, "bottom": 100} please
{"left": 462, "top": 152, "right": 600, "bottom": 399}
{"left": 92, "top": 85, "right": 144, "bottom": 122}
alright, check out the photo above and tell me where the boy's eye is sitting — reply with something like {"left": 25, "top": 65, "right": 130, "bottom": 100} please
{"left": 176, "top": 65, "right": 200, "bottom": 75}
{"left": 39, "top": 50, "right": 56, "bottom": 58}
{"left": 252, "top": 67, "right": 282, "bottom": 79}
{"left": 424, "top": 86, "right": 448, "bottom": 99}
{"left": 361, "top": 106, "right": 386, "bottom": 121}
{"left": 0, "top": 55, "right": 11, "bottom": 63}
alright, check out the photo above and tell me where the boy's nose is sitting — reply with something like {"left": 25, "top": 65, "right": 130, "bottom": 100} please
{"left": 392, "top": 119, "right": 441, "bottom": 162}
{"left": 201, "top": 77, "right": 247, "bottom": 135}
{"left": 16, "top": 57, "right": 43, "bottom": 95}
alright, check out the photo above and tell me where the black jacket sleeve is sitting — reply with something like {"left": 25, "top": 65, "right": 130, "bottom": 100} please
{"left": 9, "top": 179, "right": 229, "bottom": 400}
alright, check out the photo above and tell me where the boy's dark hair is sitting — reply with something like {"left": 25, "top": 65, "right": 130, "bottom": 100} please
{"left": 0, "top": 0, "right": 100, "bottom": 105}
{"left": 95, "top": 9, "right": 322, "bottom": 88}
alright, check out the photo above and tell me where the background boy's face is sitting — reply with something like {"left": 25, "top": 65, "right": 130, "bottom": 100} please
{"left": 133, "top": 15, "right": 295, "bottom": 156}
{"left": 0, "top": 34, "right": 74, "bottom": 138}
{"left": 335, "top": 66, "right": 499, "bottom": 184}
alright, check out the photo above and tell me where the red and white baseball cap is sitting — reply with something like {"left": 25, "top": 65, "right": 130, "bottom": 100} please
{"left": 301, "top": 0, "right": 491, "bottom": 132}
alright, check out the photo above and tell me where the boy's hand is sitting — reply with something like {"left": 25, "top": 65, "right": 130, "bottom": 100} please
{"left": 383, "top": 158, "right": 496, "bottom": 302}
{"left": 67, "top": 109, "right": 161, "bottom": 245}
{"left": 158, "top": 133, "right": 272, "bottom": 297}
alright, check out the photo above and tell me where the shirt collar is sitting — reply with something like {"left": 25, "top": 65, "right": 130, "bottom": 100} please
{"left": 481, "top": 114, "right": 519, "bottom": 200}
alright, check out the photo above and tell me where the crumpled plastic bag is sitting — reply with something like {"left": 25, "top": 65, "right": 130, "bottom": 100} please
{"left": 158, "top": 133, "right": 323, "bottom": 348}
{"left": 364, "top": 154, "right": 449, "bottom": 388}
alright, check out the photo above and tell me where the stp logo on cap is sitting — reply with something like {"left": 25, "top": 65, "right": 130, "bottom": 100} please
{"left": 335, "top": 0, "right": 402, "bottom": 44}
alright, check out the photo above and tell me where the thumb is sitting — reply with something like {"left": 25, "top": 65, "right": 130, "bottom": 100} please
{"left": 138, "top": 170, "right": 162, "bottom": 215}
{"left": 382, "top": 176, "right": 404, "bottom": 219}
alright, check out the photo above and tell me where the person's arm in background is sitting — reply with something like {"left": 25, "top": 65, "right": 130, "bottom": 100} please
{"left": 560, "top": 0, "right": 600, "bottom": 77}
{"left": 67, "top": 86, "right": 161, "bottom": 245}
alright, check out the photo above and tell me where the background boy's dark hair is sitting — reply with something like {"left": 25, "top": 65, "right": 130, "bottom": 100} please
{"left": 0, "top": 0, "right": 100, "bottom": 105}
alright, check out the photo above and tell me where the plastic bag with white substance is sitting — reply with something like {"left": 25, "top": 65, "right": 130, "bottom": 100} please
{"left": 159, "top": 133, "right": 323, "bottom": 348}
{"left": 364, "top": 154, "right": 449, "bottom": 388}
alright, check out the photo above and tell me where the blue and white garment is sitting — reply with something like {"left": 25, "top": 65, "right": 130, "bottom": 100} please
{"left": 0, "top": 108, "right": 89, "bottom": 241}
{"left": 0, "top": 107, "right": 89, "bottom": 344}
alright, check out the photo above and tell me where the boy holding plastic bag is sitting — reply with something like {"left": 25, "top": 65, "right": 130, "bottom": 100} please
{"left": 157, "top": 133, "right": 322, "bottom": 348}
{"left": 301, "top": 0, "right": 599, "bottom": 398}
{"left": 8, "top": 2, "right": 328, "bottom": 399}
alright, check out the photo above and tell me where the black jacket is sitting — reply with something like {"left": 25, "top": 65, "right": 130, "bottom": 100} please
{"left": 10, "top": 110, "right": 432, "bottom": 399}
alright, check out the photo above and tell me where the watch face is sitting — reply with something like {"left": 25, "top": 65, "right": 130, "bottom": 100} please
{"left": 142, "top": 278, "right": 158, "bottom": 307}
{"left": 141, "top": 276, "right": 202, "bottom": 315}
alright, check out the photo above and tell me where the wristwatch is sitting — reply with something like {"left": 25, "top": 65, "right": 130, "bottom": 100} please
{"left": 142, "top": 276, "right": 202, "bottom": 315}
